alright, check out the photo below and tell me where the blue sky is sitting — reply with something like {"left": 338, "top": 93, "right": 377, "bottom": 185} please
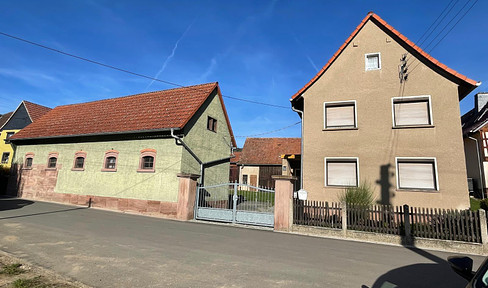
{"left": 0, "top": 0, "right": 486, "bottom": 147}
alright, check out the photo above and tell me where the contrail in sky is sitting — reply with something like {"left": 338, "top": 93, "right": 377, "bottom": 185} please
{"left": 146, "top": 19, "right": 196, "bottom": 90}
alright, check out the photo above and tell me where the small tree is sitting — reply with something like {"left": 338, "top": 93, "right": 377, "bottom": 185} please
{"left": 338, "top": 181, "right": 375, "bottom": 206}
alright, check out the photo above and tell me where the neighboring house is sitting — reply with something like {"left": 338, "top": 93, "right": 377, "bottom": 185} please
{"left": 0, "top": 101, "right": 51, "bottom": 168}
{"left": 290, "top": 12, "right": 480, "bottom": 209}
{"left": 239, "top": 138, "right": 301, "bottom": 189}
{"left": 229, "top": 149, "right": 241, "bottom": 183}
{"left": 462, "top": 92, "right": 488, "bottom": 199}
{"left": 8, "top": 83, "right": 236, "bottom": 218}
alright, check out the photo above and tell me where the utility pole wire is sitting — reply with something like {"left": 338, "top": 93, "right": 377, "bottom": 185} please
{"left": 407, "top": 0, "right": 478, "bottom": 75}
{"left": 0, "top": 31, "right": 290, "bottom": 109}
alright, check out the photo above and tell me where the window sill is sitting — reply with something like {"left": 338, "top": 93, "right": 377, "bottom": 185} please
{"left": 323, "top": 127, "right": 358, "bottom": 131}
{"left": 393, "top": 125, "right": 435, "bottom": 129}
{"left": 101, "top": 168, "right": 117, "bottom": 172}
{"left": 22, "top": 167, "right": 32, "bottom": 170}
{"left": 45, "top": 168, "right": 57, "bottom": 171}
{"left": 396, "top": 189, "right": 439, "bottom": 193}
{"left": 325, "top": 185, "right": 358, "bottom": 188}
{"left": 71, "top": 168, "right": 85, "bottom": 171}
{"left": 137, "top": 169, "right": 155, "bottom": 173}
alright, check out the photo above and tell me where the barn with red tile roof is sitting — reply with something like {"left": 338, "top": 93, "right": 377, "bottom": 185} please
{"left": 239, "top": 138, "right": 301, "bottom": 189}
{"left": 8, "top": 83, "right": 236, "bottom": 218}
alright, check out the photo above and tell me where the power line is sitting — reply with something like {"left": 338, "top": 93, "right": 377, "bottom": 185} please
{"left": 234, "top": 121, "right": 301, "bottom": 138}
{"left": 0, "top": 31, "right": 290, "bottom": 109}
{"left": 404, "top": 0, "right": 459, "bottom": 64}
{"left": 407, "top": 0, "right": 478, "bottom": 75}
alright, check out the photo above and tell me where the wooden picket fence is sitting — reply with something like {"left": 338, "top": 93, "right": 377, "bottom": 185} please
{"left": 293, "top": 199, "right": 483, "bottom": 243}
{"left": 293, "top": 200, "right": 342, "bottom": 229}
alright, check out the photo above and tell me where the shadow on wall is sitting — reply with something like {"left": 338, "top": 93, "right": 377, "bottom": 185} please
{"left": 5, "top": 163, "right": 23, "bottom": 197}
{"left": 376, "top": 164, "right": 395, "bottom": 206}
{"left": 363, "top": 238, "right": 469, "bottom": 288}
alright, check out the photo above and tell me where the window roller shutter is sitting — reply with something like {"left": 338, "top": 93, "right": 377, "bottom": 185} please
{"left": 398, "top": 162, "right": 435, "bottom": 189}
{"left": 326, "top": 105, "right": 355, "bottom": 127}
{"left": 327, "top": 161, "right": 357, "bottom": 186}
{"left": 394, "top": 101, "right": 429, "bottom": 126}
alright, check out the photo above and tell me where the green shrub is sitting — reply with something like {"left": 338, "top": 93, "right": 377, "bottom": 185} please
{"left": 339, "top": 181, "right": 375, "bottom": 206}
{"left": 470, "top": 198, "right": 481, "bottom": 211}
{"left": 0, "top": 263, "right": 23, "bottom": 275}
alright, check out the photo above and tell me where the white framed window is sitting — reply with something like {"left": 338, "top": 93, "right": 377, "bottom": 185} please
{"left": 392, "top": 96, "right": 433, "bottom": 127}
{"left": 365, "top": 53, "right": 381, "bottom": 71}
{"left": 396, "top": 157, "right": 438, "bottom": 191}
{"left": 324, "top": 157, "right": 359, "bottom": 187}
{"left": 324, "top": 101, "right": 357, "bottom": 129}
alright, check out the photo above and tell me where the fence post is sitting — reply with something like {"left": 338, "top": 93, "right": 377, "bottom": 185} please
{"left": 403, "top": 204, "right": 411, "bottom": 245}
{"left": 341, "top": 202, "right": 347, "bottom": 236}
{"left": 272, "top": 175, "right": 296, "bottom": 231}
{"left": 479, "top": 209, "right": 488, "bottom": 245}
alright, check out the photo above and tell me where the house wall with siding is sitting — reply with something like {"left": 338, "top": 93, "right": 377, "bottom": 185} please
{"left": 13, "top": 138, "right": 183, "bottom": 202}
{"left": 300, "top": 20, "right": 469, "bottom": 209}
{"left": 180, "top": 90, "right": 231, "bottom": 187}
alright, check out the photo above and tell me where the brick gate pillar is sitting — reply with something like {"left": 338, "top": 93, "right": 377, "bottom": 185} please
{"left": 272, "top": 175, "right": 296, "bottom": 231}
{"left": 176, "top": 173, "right": 200, "bottom": 221}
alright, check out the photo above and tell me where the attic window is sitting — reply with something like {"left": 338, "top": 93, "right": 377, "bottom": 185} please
{"left": 207, "top": 116, "right": 217, "bottom": 133}
{"left": 365, "top": 53, "right": 381, "bottom": 71}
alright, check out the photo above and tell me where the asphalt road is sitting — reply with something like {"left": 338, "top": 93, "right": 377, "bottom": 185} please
{"left": 0, "top": 198, "right": 485, "bottom": 288}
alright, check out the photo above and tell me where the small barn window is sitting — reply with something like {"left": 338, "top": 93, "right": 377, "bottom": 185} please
{"left": 138, "top": 149, "right": 156, "bottom": 173}
{"left": 102, "top": 150, "right": 119, "bottom": 172}
{"left": 47, "top": 152, "right": 58, "bottom": 169}
{"left": 24, "top": 152, "right": 34, "bottom": 169}
{"left": 207, "top": 116, "right": 217, "bottom": 133}
{"left": 72, "top": 151, "right": 87, "bottom": 171}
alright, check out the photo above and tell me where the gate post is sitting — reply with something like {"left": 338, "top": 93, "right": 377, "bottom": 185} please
{"left": 272, "top": 175, "right": 297, "bottom": 231}
{"left": 176, "top": 173, "right": 200, "bottom": 221}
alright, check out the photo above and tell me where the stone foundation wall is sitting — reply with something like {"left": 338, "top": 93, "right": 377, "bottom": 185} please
{"left": 22, "top": 192, "right": 178, "bottom": 218}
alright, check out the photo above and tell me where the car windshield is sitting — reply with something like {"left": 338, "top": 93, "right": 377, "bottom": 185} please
{"left": 474, "top": 257, "right": 488, "bottom": 288}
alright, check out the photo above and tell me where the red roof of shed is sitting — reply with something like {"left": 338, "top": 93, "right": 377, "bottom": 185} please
{"left": 240, "top": 138, "right": 301, "bottom": 165}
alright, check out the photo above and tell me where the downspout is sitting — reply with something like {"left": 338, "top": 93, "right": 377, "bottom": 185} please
{"left": 291, "top": 105, "right": 304, "bottom": 190}
{"left": 171, "top": 128, "right": 203, "bottom": 185}
{"left": 171, "top": 128, "right": 236, "bottom": 186}
{"left": 468, "top": 136, "right": 485, "bottom": 199}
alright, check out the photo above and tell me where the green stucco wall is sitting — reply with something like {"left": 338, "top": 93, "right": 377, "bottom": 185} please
{"left": 13, "top": 138, "right": 183, "bottom": 202}
{"left": 180, "top": 90, "right": 231, "bottom": 187}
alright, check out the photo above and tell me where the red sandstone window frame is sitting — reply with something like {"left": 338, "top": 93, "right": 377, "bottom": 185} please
{"left": 24, "top": 152, "right": 35, "bottom": 169}
{"left": 138, "top": 149, "right": 156, "bottom": 173}
{"left": 46, "top": 152, "right": 59, "bottom": 170}
{"left": 72, "top": 151, "right": 87, "bottom": 171}
{"left": 102, "top": 150, "right": 119, "bottom": 172}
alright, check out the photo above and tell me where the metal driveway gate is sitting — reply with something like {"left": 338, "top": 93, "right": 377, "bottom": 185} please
{"left": 195, "top": 183, "right": 275, "bottom": 227}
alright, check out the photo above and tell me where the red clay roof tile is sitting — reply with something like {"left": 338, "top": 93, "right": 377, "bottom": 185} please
{"left": 23, "top": 101, "right": 51, "bottom": 122}
{"left": 291, "top": 12, "right": 479, "bottom": 101}
{"left": 240, "top": 138, "right": 301, "bottom": 165}
{"left": 11, "top": 83, "right": 236, "bottom": 147}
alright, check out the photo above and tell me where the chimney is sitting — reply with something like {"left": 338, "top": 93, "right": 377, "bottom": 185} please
{"left": 476, "top": 92, "right": 488, "bottom": 112}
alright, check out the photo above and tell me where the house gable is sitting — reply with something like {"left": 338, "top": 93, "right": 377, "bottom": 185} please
{"left": 1, "top": 103, "right": 32, "bottom": 130}
{"left": 291, "top": 12, "right": 479, "bottom": 105}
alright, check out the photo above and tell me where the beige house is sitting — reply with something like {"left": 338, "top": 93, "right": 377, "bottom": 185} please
{"left": 462, "top": 92, "right": 488, "bottom": 199}
{"left": 290, "top": 12, "right": 480, "bottom": 209}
